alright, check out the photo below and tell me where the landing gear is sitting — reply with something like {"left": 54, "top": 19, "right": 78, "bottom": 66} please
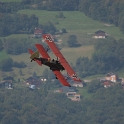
{"left": 31, "top": 59, "right": 35, "bottom": 62}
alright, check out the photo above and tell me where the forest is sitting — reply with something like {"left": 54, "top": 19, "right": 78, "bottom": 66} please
{"left": 0, "top": 81, "right": 124, "bottom": 124}
{"left": 0, "top": 0, "right": 124, "bottom": 36}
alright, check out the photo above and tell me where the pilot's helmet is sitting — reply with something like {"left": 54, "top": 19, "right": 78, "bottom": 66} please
{"left": 48, "top": 58, "right": 51, "bottom": 62}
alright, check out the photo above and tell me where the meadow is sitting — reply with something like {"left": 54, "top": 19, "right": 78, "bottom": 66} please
{"left": 18, "top": 10, "right": 124, "bottom": 39}
{"left": 1, "top": 10, "right": 124, "bottom": 80}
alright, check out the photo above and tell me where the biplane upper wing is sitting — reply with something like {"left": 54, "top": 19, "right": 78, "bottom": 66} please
{"left": 35, "top": 44, "right": 71, "bottom": 87}
{"left": 35, "top": 44, "right": 50, "bottom": 59}
{"left": 42, "top": 34, "right": 81, "bottom": 82}
{"left": 28, "top": 49, "right": 42, "bottom": 66}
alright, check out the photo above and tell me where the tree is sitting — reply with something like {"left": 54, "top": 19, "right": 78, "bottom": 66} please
{"left": 3, "top": 38, "right": 34, "bottom": 55}
{"left": 0, "top": 58, "right": 13, "bottom": 71}
{"left": 67, "top": 35, "right": 77, "bottom": 47}
{"left": 0, "top": 39, "right": 3, "bottom": 51}
{"left": 55, "top": 12, "right": 65, "bottom": 18}
{"left": 87, "top": 80, "right": 102, "bottom": 93}
{"left": 2, "top": 113, "right": 21, "bottom": 124}
{"left": 32, "top": 72, "right": 37, "bottom": 78}
{"left": 19, "top": 69, "right": 23, "bottom": 76}
{"left": 61, "top": 28, "right": 67, "bottom": 33}
{"left": 41, "top": 21, "right": 56, "bottom": 35}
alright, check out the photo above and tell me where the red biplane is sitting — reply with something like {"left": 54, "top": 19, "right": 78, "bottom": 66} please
{"left": 42, "top": 34, "right": 81, "bottom": 82}
{"left": 28, "top": 34, "right": 81, "bottom": 87}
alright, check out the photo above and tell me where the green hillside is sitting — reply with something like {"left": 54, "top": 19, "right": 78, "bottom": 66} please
{"left": 1, "top": 10, "right": 124, "bottom": 79}
{"left": 18, "top": 10, "right": 124, "bottom": 39}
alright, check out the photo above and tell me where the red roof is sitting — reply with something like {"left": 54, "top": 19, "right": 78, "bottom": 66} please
{"left": 103, "top": 81, "right": 111, "bottom": 86}
{"left": 95, "top": 30, "right": 106, "bottom": 36}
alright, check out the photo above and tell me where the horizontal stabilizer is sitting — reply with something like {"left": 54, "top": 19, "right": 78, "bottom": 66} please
{"left": 30, "top": 51, "right": 39, "bottom": 59}
{"left": 28, "top": 49, "right": 42, "bottom": 66}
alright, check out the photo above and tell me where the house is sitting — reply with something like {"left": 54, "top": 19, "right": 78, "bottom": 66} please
{"left": 25, "top": 77, "right": 42, "bottom": 88}
{"left": 66, "top": 92, "right": 81, "bottom": 101}
{"left": 120, "top": 78, "right": 124, "bottom": 85}
{"left": 29, "top": 85, "right": 35, "bottom": 90}
{"left": 54, "top": 86, "right": 81, "bottom": 101}
{"left": 105, "top": 73, "right": 118, "bottom": 83}
{"left": 102, "top": 80, "right": 112, "bottom": 88}
{"left": 66, "top": 92, "right": 77, "bottom": 97}
{"left": 70, "top": 94, "right": 81, "bottom": 101}
{"left": 0, "top": 80, "right": 13, "bottom": 89}
{"left": 72, "top": 82, "right": 83, "bottom": 87}
{"left": 93, "top": 30, "right": 107, "bottom": 39}
{"left": 34, "top": 28, "right": 42, "bottom": 38}
{"left": 3, "top": 76, "right": 14, "bottom": 81}
{"left": 122, "top": 78, "right": 124, "bottom": 83}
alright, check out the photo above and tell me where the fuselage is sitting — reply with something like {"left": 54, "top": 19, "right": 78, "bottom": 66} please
{"left": 34, "top": 57, "right": 65, "bottom": 71}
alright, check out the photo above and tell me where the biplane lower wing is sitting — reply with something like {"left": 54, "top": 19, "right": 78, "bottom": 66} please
{"left": 42, "top": 34, "right": 81, "bottom": 82}
{"left": 53, "top": 70, "right": 71, "bottom": 87}
{"left": 28, "top": 49, "right": 42, "bottom": 66}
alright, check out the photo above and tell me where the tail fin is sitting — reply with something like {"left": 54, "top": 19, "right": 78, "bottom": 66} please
{"left": 30, "top": 51, "right": 39, "bottom": 59}
{"left": 28, "top": 49, "right": 42, "bottom": 66}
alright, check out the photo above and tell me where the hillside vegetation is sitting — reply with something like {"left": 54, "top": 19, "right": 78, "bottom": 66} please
{"left": 0, "top": 83, "right": 124, "bottom": 124}
{"left": 17, "top": 10, "right": 124, "bottom": 39}
{"left": 0, "top": 0, "right": 124, "bottom": 79}
{"left": 0, "top": 1, "right": 124, "bottom": 124}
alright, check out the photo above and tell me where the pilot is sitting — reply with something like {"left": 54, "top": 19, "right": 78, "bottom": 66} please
{"left": 51, "top": 59, "right": 59, "bottom": 64}
{"left": 51, "top": 59, "right": 55, "bottom": 63}
{"left": 47, "top": 58, "right": 51, "bottom": 62}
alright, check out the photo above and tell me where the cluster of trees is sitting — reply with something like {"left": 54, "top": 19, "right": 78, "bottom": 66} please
{"left": 78, "top": 0, "right": 124, "bottom": 33}
{"left": 21, "top": 0, "right": 124, "bottom": 33}
{"left": 0, "top": 2, "right": 22, "bottom": 13}
{"left": 39, "top": 21, "right": 57, "bottom": 35}
{"left": 0, "top": 58, "right": 27, "bottom": 71}
{"left": 3, "top": 38, "right": 36, "bottom": 55}
{"left": 0, "top": 80, "right": 124, "bottom": 124}
{"left": 0, "top": 39, "right": 3, "bottom": 51}
{"left": 76, "top": 38, "right": 124, "bottom": 77}
{"left": 1, "top": 0, "right": 124, "bottom": 33}
{"left": 43, "top": 0, "right": 79, "bottom": 11}
{"left": 67, "top": 35, "right": 78, "bottom": 47}
{"left": 0, "top": 13, "right": 39, "bottom": 37}
{"left": 0, "top": 13, "right": 57, "bottom": 37}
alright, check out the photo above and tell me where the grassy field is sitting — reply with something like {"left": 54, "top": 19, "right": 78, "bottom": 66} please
{"left": 17, "top": 10, "right": 124, "bottom": 40}
{"left": 77, "top": 87, "right": 92, "bottom": 99}
{"left": 2, "top": 45, "right": 93, "bottom": 79}
{"left": 0, "top": 51, "right": 9, "bottom": 61}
